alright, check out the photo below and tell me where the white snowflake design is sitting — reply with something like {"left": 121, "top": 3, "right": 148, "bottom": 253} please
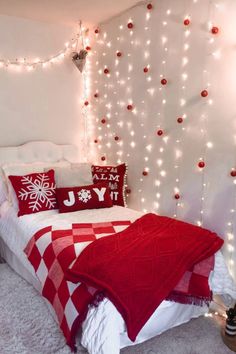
{"left": 18, "top": 173, "right": 57, "bottom": 212}
{"left": 78, "top": 189, "right": 92, "bottom": 203}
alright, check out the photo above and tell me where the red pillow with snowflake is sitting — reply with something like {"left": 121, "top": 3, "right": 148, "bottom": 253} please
{"left": 91, "top": 163, "right": 127, "bottom": 206}
{"left": 56, "top": 182, "right": 113, "bottom": 213}
{"left": 9, "top": 169, "right": 58, "bottom": 216}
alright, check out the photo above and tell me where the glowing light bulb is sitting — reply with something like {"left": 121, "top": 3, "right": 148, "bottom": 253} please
{"left": 130, "top": 141, "right": 136, "bottom": 148}
{"left": 160, "top": 170, "right": 166, "bottom": 177}
{"left": 206, "top": 142, "right": 213, "bottom": 148}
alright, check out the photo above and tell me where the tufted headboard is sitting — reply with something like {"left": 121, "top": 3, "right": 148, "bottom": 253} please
{"left": 0, "top": 141, "right": 80, "bottom": 165}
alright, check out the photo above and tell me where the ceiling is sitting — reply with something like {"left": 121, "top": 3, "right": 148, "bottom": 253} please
{"left": 0, "top": 0, "right": 141, "bottom": 27}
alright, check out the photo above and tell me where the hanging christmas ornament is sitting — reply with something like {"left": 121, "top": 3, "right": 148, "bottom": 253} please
{"left": 184, "top": 18, "right": 190, "bottom": 26}
{"left": 211, "top": 26, "right": 219, "bottom": 34}
{"left": 230, "top": 169, "right": 236, "bottom": 177}
{"left": 94, "top": 28, "right": 99, "bottom": 34}
{"left": 101, "top": 118, "right": 106, "bottom": 124}
{"left": 94, "top": 92, "right": 99, "bottom": 98}
{"left": 84, "top": 101, "right": 89, "bottom": 106}
{"left": 147, "top": 3, "right": 153, "bottom": 10}
{"left": 161, "top": 78, "right": 167, "bottom": 85}
{"left": 174, "top": 193, "right": 180, "bottom": 200}
{"left": 177, "top": 117, "right": 183, "bottom": 123}
{"left": 114, "top": 136, "right": 120, "bottom": 141}
{"left": 116, "top": 51, "right": 122, "bottom": 57}
{"left": 142, "top": 171, "right": 148, "bottom": 176}
{"left": 198, "top": 161, "right": 205, "bottom": 168}
{"left": 157, "top": 129, "right": 164, "bottom": 136}
{"left": 127, "top": 22, "right": 134, "bottom": 29}
{"left": 143, "top": 67, "right": 149, "bottom": 73}
{"left": 126, "top": 188, "right": 131, "bottom": 194}
{"left": 127, "top": 104, "right": 133, "bottom": 110}
{"left": 101, "top": 156, "right": 106, "bottom": 161}
{"left": 94, "top": 139, "right": 98, "bottom": 143}
{"left": 85, "top": 46, "right": 91, "bottom": 51}
{"left": 104, "top": 68, "right": 110, "bottom": 74}
{"left": 201, "top": 89, "right": 208, "bottom": 97}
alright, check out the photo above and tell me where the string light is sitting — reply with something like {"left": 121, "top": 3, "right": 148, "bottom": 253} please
{"left": 79, "top": 21, "right": 92, "bottom": 162}
{"left": 172, "top": 0, "right": 193, "bottom": 219}
{"left": 0, "top": 26, "right": 83, "bottom": 71}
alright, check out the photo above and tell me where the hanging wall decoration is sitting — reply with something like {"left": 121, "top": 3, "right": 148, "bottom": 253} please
{"left": 71, "top": 49, "right": 88, "bottom": 72}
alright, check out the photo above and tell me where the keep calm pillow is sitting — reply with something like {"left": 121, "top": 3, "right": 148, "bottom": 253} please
{"left": 91, "top": 163, "right": 127, "bottom": 206}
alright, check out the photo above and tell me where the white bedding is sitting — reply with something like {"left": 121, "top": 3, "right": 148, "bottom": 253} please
{"left": 0, "top": 203, "right": 236, "bottom": 354}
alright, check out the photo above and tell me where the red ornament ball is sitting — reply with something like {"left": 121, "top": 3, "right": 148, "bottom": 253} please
{"left": 116, "top": 51, "right": 122, "bottom": 57}
{"left": 157, "top": 129, "right": 164, "bottom": 136}
{"left": 126, "top": 188, "right": 131, "bottom": 194}
{"left": 184, "top": 19, "right": 190, "bottom": 26}
{"left": 161, "top": 78, "right": 167, "bottom": 85}
{"left": 104, "top": 68, "right": 109, "bottom": 74}
{"left": 101, "top": 118, "right": 106, "bottom": 124}
{"left": 147, "top": 3, "right": 153, "bottom": 10}
{"left": 198, "top": 161, "right": 205, "bottom": 169}
{"left": 101, "top": 156, "right": 106, "bottom": 161}
{"left": 143, "top": 67, "right": 149, "bottom": 73}
{"left": 127, "top": 22, "right": 134, "bottom": 29}
{"left": 85, "top": 46, "right": 91, "bottom": 51}
{"left": 84, "top": 101, "right": 89, "bottom": 106}
{"left": 114, "top": 136, "right": 119, "bottom": 141}
{"left": 211, "top": 26, "right": 219, "bottom": 34}
{"left": 94, "top": 28, "right": 99, "bottom": 34}
{"left": 127, "top": 104, "right": 133, "bottom": 111}
{"left": 201, "top": 89, "right": 208, "bottom": 98}
{"left": 230, "top": 170, "right": 236, "bottom": 177}
{"left": 174, "top": 193, "right": 180, "bottom": 200}
{"left": 177, "top": 117, "right": 183, "bottom": 124}
{"left": 142, "top": 171, "right": 148, "bottom": 176}
{"left": 94, "top": 93, "right": 99, "bottom": 98}
{"left": 94, "top": 139, "right": 98, "bottom": 144}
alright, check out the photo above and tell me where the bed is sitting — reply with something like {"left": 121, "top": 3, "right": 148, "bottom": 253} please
{"left": 0, "top": 141, "right": 235, "bottom": 354}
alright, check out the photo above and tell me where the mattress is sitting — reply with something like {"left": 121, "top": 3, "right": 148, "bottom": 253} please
{"left": 0, "top": 204, "right": 235, "bottom": 353}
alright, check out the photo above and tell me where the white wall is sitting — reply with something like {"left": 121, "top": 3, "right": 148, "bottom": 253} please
{"left": 89, "top": 0, "right": 236, "bottom": 279}
{"left": 0, "top": 14, "right": 84, "bottom": 150}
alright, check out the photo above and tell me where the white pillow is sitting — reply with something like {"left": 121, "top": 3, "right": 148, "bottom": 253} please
{"left": 52, "top": 163, "right": 93, "bottom": 188}
{"left": 2, "top": 161, "right": 71, "bottom": 208}
{"left": 2, "top": 161, "right": 71, "bottom": 177}
{"left": 0, "top": 169, "right": 8, "bottom": 205}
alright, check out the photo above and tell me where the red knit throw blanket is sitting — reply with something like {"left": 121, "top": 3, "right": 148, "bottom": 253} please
{"left": 66, "top": 213, "right": 223, "bottom": 342}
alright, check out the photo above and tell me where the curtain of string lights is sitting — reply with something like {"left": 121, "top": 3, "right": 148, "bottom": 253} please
{"left": 88, "top": 0, "right": 236, "bottom": 281}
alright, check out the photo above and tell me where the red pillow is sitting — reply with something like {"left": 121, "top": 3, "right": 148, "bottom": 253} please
{"left": 91, "top": 163, "right": 127, "bottom": 206}
{"left": 56, "top": 182, "right": 113, "bottom": 213}
{"left": 9, "top": 169, "right": 57, "bottom": 217}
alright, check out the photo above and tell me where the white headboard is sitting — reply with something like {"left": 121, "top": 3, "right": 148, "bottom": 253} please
{"left": 0, "top": 141, "right": 80, "bottom": 165}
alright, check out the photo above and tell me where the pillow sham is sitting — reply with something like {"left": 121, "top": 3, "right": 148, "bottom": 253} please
{"left": 91, "top": 163, "right": 127, "bottom": 207}
{"left": 52, "top": 163, "right": 93, "bottom": 188}
{"left": 8, "top": 169, "right": 57, "bottom": 216}
{"left": 0, "top": 169, "right": 8, "bottom": 205}
{"left": 56, "top": 182, "right": 113, "bottom": 213}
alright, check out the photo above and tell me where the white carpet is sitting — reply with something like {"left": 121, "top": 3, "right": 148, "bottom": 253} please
{"left": 0, "top": 263, "right": 233, "bottom": 354}
{"left": 0, "top": 263, "right": 85, "bottom": 354}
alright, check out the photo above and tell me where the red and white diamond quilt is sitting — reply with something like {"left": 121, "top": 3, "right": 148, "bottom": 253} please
{"left": 24, "top": 220, "right": 131, "bottom": 350}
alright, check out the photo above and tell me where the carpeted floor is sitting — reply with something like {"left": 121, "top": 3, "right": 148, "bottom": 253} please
{"left": 0, "top": 263, "right": 234, "bottom": 354}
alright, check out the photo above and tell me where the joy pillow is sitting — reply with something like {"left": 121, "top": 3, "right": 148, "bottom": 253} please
{"left": 56, "top": 182, "right": 113, "bottom": 213}
{"left": 91, "top": 163, "right": 127, "bottom": 207}
{"left": 9, "top": 169, "right": 57, "bottom": 216}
